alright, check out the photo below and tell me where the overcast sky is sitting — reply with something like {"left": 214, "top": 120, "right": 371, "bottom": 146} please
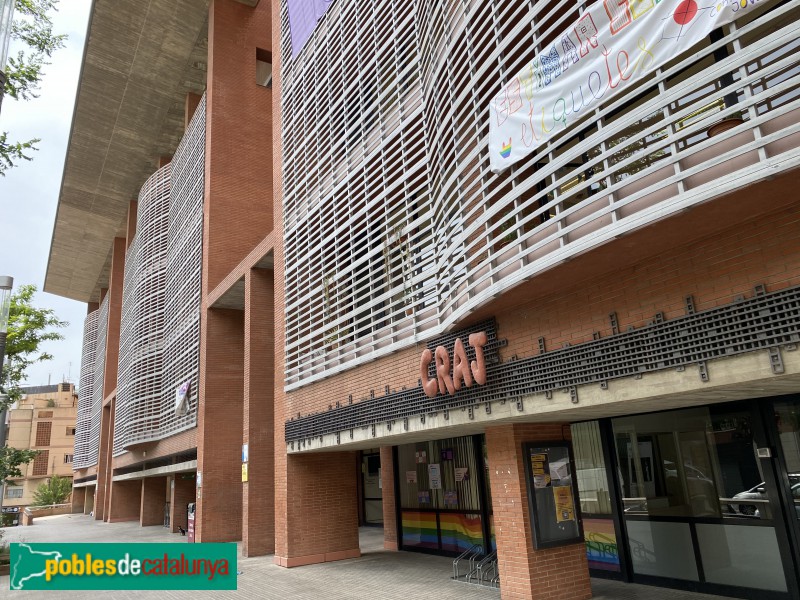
{"left": 0, "top": 0, "right": 92, "bottom": 388}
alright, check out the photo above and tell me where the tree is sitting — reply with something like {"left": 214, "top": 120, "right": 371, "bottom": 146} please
{"left": 31, "top": 474, "right": 71, "bottom": 506}
{"left": 0, "top": 0, "right": 66, "bottom": 176}
{"left": 0, "top": 446, "right": 38, "bottom": 485}
{"left": 0, "top": 284, "right": 68, "bottom": 412}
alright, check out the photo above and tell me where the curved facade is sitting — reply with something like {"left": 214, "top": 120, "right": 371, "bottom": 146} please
{"left": 86, "top": 296, "right": 109, "bottom": 468}
{"left": 280, "top": 0, "right": 800, "bottom": 390}
{"left": 109, "top": 96, "right": 206, "bottom": 455}
{"left": 114, "top": 165, "right": 171, "bottom": 454}
{"left": 73, "top": 310, "right": 98, "bottom": 470}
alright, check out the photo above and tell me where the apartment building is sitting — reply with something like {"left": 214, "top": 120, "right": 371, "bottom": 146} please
{"left": 2, "top": 383, "right": 77, "bottom": 522}
{"left": 48, "top": 1, "right": 800, "bottom": 598}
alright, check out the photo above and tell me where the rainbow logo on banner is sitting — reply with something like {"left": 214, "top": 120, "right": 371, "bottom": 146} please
{"left": 499, "top": 139, "right": 512, "bottom": 159}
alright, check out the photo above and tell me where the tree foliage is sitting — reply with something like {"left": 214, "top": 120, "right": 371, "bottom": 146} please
{"left": 32, "top": 474, "right": 71, "bottom": 506}
{"left": 0, "top": 446, "right": 38, "bottom": 485}
{"left": 0, "top": 284, "right": 68, "bottom": 411}
{"left": 0, "top": 0, "right": 66, "bottom": 176}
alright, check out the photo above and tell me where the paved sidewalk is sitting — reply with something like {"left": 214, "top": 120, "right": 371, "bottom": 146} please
{"left": 1, "top": 514, "right": 738, "bottom": 599}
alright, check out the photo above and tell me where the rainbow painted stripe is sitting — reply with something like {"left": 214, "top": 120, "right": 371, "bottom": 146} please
{"left": 440, "top": 513, "right": 483, "bottom": 553}
{"left": 583, "top": 518, "right": 620, "bottom": 572}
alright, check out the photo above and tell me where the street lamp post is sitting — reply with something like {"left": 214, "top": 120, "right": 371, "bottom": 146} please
{"left": 0, "top": 275, "right": 12, "bottom": 516}
{"left": 0, "top": 275, "right": 13, "bottom": 447}
{"left": 0, "top": 0, "right": 15, "bottom": 113}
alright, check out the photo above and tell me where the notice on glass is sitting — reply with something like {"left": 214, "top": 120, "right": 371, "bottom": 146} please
{"left": 455, "top": 467, "right": 469, "bottom": 482}
{"left": 444, "top": 491, "right": 458, "bottom": 506}
{"left": 553, "top": 485, "right": 575, "bottom": 523}
{"left": 415, "top": 450, "right": 427, "bottom": 464}
{"left": 531, "top": 452, "right": 551, "bottom": 488}
{"left": 418, "top": 490, "right": 431, "bottom": 504}
{"left": 406, "top": 470, "right": 417, "bottom": 484}
{"left": 428, "top": 463, "right": 442, "bottom": 490}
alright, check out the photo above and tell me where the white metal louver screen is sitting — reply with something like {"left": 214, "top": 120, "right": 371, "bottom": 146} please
{"left": 73, "top": 310, "right": 98, "bottom": 470}
{"left": 280, "top": 0, "right": 800, "bottom": 391}
{"left": 114, "top": 165, "right": 171, "bottom": 455}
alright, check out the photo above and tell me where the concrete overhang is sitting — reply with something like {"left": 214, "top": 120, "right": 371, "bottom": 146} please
{"left": 45, "top": 0, "right": 211, "bottom": 303}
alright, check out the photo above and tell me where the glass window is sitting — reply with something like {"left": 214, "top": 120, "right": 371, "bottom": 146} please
{"left": 5, "top": 487, "right": 23, "bottom": 499}
{"left": 572, "top": 421, "right": 612, "bottom": 515}
{"left": 612, "top": 406, "right": 767, "bottom": 519}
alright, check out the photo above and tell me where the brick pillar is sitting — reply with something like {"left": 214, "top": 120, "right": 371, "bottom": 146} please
{"left": 140, "top": 476, "right": 168, "bottom": 527}
{"left": 196, "top": 307, "right": 244, "bottom": 542}
{"left": 242, "top": 268, "right": 275, "bottom": 556}
{"left": 84, "top": 486, "right": 95, "bottom": 515}
{"left": 485, "top": 423, "right": 592, "bottom": 600}
{"left": 274, "top": 451, "right": 361, "bottom": 567}
{"left": 380, "top": 447, "right": 398, "bottom": 551}
{"left": 170, "top": 475, "right": 196, "bottom": 534}
{"left": 71, "top": 486, "right": 86, "bottom": 514}
{"left": 204, "top": 0, "right": 272, "bottom": 292}
{"left": 107, "top": 479, "right": 141, "bottom": 523}
{"left": 95, "top": 236, "right": 126, "bottom": 521}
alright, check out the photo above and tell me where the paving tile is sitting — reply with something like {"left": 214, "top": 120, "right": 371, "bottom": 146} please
{"left": 1, "top": 515, "right": 739, "bottom": 600}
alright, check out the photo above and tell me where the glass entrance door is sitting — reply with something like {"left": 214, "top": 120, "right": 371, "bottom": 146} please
{"left": 771, "top": 398, "right": 800, "bottom": 595}
{"left": 362, "top": 453, "right": 383, "bottom": 525}
{"left": 612, "top": 403, "right": 790, "bottom": 597}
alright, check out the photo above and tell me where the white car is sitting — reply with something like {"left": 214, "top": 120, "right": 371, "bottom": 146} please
{"left": 730, "top": 475, "right": 800, "bottom": 517}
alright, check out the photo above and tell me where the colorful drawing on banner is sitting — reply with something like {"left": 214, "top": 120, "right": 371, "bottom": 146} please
{"left": 455, "top": 467, "right": 469, "bottom": 482}
{"left": 415, "top": 450, "right": 427, "bottom": 464}
{"left": 531, "top": 452, "right": 551, "bottom": 489}
{"left": 488, "top": 0, "right": 765, "bottom": 171}
{"left": 406, "top": 471, "right": 418, "bottom": 484}
{"left": 553, "top": 485, "right": 575, "bottom": 523}
{"left": 441, "top": 448, "right": 454, "bottom": 461}
{"left": 418, "top": 490, "right": 431, "bottom": 504}
{"left": 428, "top": 464, "right": 442, "bottom": 490}
{"left": 444, "top": 491, "right": 459, "bottom": 507}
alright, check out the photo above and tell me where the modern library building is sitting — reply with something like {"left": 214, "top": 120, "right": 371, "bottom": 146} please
{"left": 48, "top": 0, "right": 800, "bottom": 598}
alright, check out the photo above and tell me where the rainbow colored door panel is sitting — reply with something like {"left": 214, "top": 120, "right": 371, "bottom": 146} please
{"left": 401, "top": 511, "right": 439, "bottom": 550}
{"left": 583, "top": 518, "right": 621, "bottom": 572}
{"left": 439, "top": 513, "right": 484, "bottom": 553}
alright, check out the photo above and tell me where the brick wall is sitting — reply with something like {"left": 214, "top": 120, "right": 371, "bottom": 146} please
{"left": 170, "top": 475, "right": 196, "bottom": 534}
{"left": 107, "top": 479, "right": 141, "bottom": 523}
{"left": 486, "top": 424, "right": 591, "bottom": 600}
{"left": 274, "top": 451, "right": 361, "bottom": 567}
{"left": 140, "top": 476, "right": 167, "bottom": 527}
{"left": 71, "top": 487, "right": 86, "bottom": 514}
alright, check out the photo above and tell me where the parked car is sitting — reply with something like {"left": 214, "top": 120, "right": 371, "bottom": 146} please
{"left": 730, "top": 474, "right": 800, "bottom": 517}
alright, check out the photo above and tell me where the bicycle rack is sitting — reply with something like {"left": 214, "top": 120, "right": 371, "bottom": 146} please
{"left": 452, "top": 544, "right": 483, "bottom": 581}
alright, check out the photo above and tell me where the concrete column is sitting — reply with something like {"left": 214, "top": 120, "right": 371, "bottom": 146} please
{"left": 71, "top": 487, "right": 86, "bottom": 514}
{"left": 196, "top": 307, "right": 244, "bottom": 542}
{"left": 242, "top": 268, "right": 275, "bottom": 556}
{"left": 380, "top": 447, "right": 398, "bottom": 551}
{"left": 274, "top": 451, "right": 361, "bottom": 567}
{"left": 485, "top": 423, "right": 592, "bottom": 600}
{"left": 140, "top": 476, "right": 168, "bottom": 527}
{"left": 170, "top": 475, "right": 196, "bottom": 534}
{"left": 107, "top": 479, "right": 141, "bottom": 523}
{"left": 95, "top": 402, "right": 113, "bottom": 521}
